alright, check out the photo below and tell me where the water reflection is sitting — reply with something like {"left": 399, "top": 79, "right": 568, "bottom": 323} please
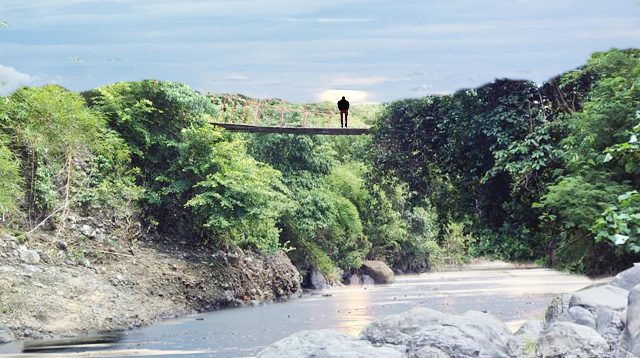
{"left": 0, "top": 264, "right": 606, "bottom": 357}
{"left": 331, "top": 286, "right": 373, "bottom": 335}
{"left": 22, "top": 333, "right": 123, "bottom": 354}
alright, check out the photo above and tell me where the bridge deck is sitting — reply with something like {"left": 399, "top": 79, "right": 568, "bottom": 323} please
{"left": 211, "top": 123, "right": 369, "bottom": 135}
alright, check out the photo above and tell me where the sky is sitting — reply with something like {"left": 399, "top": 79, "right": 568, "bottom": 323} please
{"left": 0, "top": 0, "right": 639, "bottom": 103}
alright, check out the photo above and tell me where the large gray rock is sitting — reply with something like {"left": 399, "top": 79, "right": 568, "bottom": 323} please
{"left": 360, "top": 260, "right": 394, "bottom": 284}
{"left": 361, "top": 275, "right": 375, "bottom": 285}
{"left": 569, "top": 284, "right": 629, "bottom": 312}
{"left": 545, "top": 284, "right": 628, "bottom": 353}
{"left": 507, "top": 319, "right": 544, "bottom": 358}
{"left": 344, "top": 274, "right": 362, "bottom": 285}
{"left": 612, "top": 263, "right": 640, "bottom": 291}
{"left": 307, "top": 267, "right": 329, "bottom": 289}
{"left": 619, "top": 284, "right": 640, "bottom": 357}
{"left": 538, "top": 321, "right": 609, "bottom": 358}
{"left": 256, "top": 329, "right": 405, "bottom": 358}
{"left": 361, "top": 307, "right": 512, "bottom": 357}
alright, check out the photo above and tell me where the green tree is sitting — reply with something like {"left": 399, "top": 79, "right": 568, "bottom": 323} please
{"left": 0, "top": 136, "right": 22, "bottom": 220}
{"left": 1, "top": 85, "right": 137, "bottom": 231}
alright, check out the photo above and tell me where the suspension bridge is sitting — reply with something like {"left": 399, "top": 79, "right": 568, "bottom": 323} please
{"left": 209, "top": 94, "right": 370, "bottom": 135}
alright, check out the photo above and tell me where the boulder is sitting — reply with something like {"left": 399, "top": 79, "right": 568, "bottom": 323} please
{"left": 619, "top": 284, "right": 640, "bottom": 357}
{"left": 569, "top": 284, "right": 628, "bottom": 312}
{"left": 360, "top": 260, "right": 394, "bottom": 284}
{"left": 506, "top": 319, "right": 544, "bottom": 358}
{"left": 256, "top": 329, "right": 405, "bottom": 358}
{"left": 361, "top": 307, "right": 512, "bottom": 357}
{"left": 307, "top": 267, "right": 329, "bottom": 289}
{"left": 612, "top": 263, "right": 640, "bottom": 291}
{"left": 345, "top": 274, "right": 362, "bottom": 285}
{"left": 538, "top": 321, "right": 609, "bottom": 358}
{"left": 361, "top": 275, "right": 375, "bottom": 285}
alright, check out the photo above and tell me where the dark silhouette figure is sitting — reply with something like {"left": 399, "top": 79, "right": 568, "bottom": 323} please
{"left": 337, "top": 96, "right": 349, "bottom": 128}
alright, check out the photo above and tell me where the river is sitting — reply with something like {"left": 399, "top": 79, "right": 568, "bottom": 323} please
{"left": 0, "top": 261, "right": 606, "bottom": 357}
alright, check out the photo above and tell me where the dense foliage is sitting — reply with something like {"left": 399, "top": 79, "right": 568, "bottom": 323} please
{"left": 372, "top": 49, "right": 640, "bottom": 273}
{"left": 83, "top": 81, "right": 292, "bottom": 251}
{"left": 1, "top": 48, "right": 636, "bottom": 278}
{"left": 0, "top": 85, "right": 138, "bottom": 231}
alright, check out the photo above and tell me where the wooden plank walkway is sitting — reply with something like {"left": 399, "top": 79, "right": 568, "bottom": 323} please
{"left": 211, "top": 123, "right": 370, "bottom": 135}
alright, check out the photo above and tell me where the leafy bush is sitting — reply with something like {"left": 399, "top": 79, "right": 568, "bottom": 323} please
{"left": 371, "top": 49, "right": 640, "bottom": 273}
{"left": 0, "top": 85, "right": 139, "bottom": 229}
{"left": 86, "top": 81, "right": 293, "bottom": 251}
{"left": 284, "top": 187, "right": 369, "bottom": 270}
{"left": 593, "top": 190, "right": 640, "bottom": 254}
{"left": 182, "top": 126, "right": 292, "bottom": 251}
{"left": 0, "top": 136, "right": 22, "bottom": 218}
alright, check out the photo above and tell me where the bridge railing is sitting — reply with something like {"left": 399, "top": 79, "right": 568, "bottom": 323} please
{"left": 208, "top": 94, "right": 363, "bottom": 129}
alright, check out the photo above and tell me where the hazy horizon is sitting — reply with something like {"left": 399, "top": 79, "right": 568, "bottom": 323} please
{"left": 1, "top": 0, "right": 639, "bottom": 103}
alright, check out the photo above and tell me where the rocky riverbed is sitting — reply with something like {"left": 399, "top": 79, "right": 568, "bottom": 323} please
{"left": 0, "top": 233, "right": 301, "bottom": 343}
{"left": 258, "top": 263, "right": 640, "bottom": 357}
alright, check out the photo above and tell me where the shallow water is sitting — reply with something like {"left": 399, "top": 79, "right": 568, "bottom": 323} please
{"left": 0, "top": 262, "right": 606, "bottom": 357}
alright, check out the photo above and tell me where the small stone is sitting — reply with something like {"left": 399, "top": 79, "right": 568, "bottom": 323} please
{"left": 80, "top": 224, "right": 96, "bottom": 238}
{"left": 0, "top": 324, "right": 13, "bottom": 343}
{"left": 55, "top": 241, "right": 68, "bottom": 251}
{"left": 17, "top": 245, "right": 40, "bottom": 264}
{"left": 22, "top": 265, "right": 42, "bottom": 277}
{"left": 227, "top": 252, "right": 240, "bottom": 264}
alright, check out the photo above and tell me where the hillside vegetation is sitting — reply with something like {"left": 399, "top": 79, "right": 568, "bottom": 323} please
{"left": 373, "top": 48, "right": 640, "bottom": 274}
{"left": 0, "top": 48, "right": 638, "bottom": 280}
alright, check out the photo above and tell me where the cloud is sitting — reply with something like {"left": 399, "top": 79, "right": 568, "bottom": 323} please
{"left": 282, "top": 17, "right": 373, "bottom": 23}
{"left": 0, "top": 65, "right": 33, "bottom": 95}
{"left": 332, "top": 76, "right": 386, "bottom": 86}
{"left": 223, "top": 75, "right": 249, "bottom": 81}
{"left": 319, "top": 89, "right": 369, "bottom": 103}
{"left": 410, "top": 84, "right": 433, "bottom": 92}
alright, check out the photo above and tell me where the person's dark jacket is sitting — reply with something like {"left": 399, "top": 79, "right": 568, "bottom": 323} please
{"left": 337, "top": 99, "right": 349, "bottom": 111}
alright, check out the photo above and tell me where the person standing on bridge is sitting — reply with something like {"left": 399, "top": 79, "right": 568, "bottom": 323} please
{"left": 337, "top": 96, "right": 349, "bottom": 128}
